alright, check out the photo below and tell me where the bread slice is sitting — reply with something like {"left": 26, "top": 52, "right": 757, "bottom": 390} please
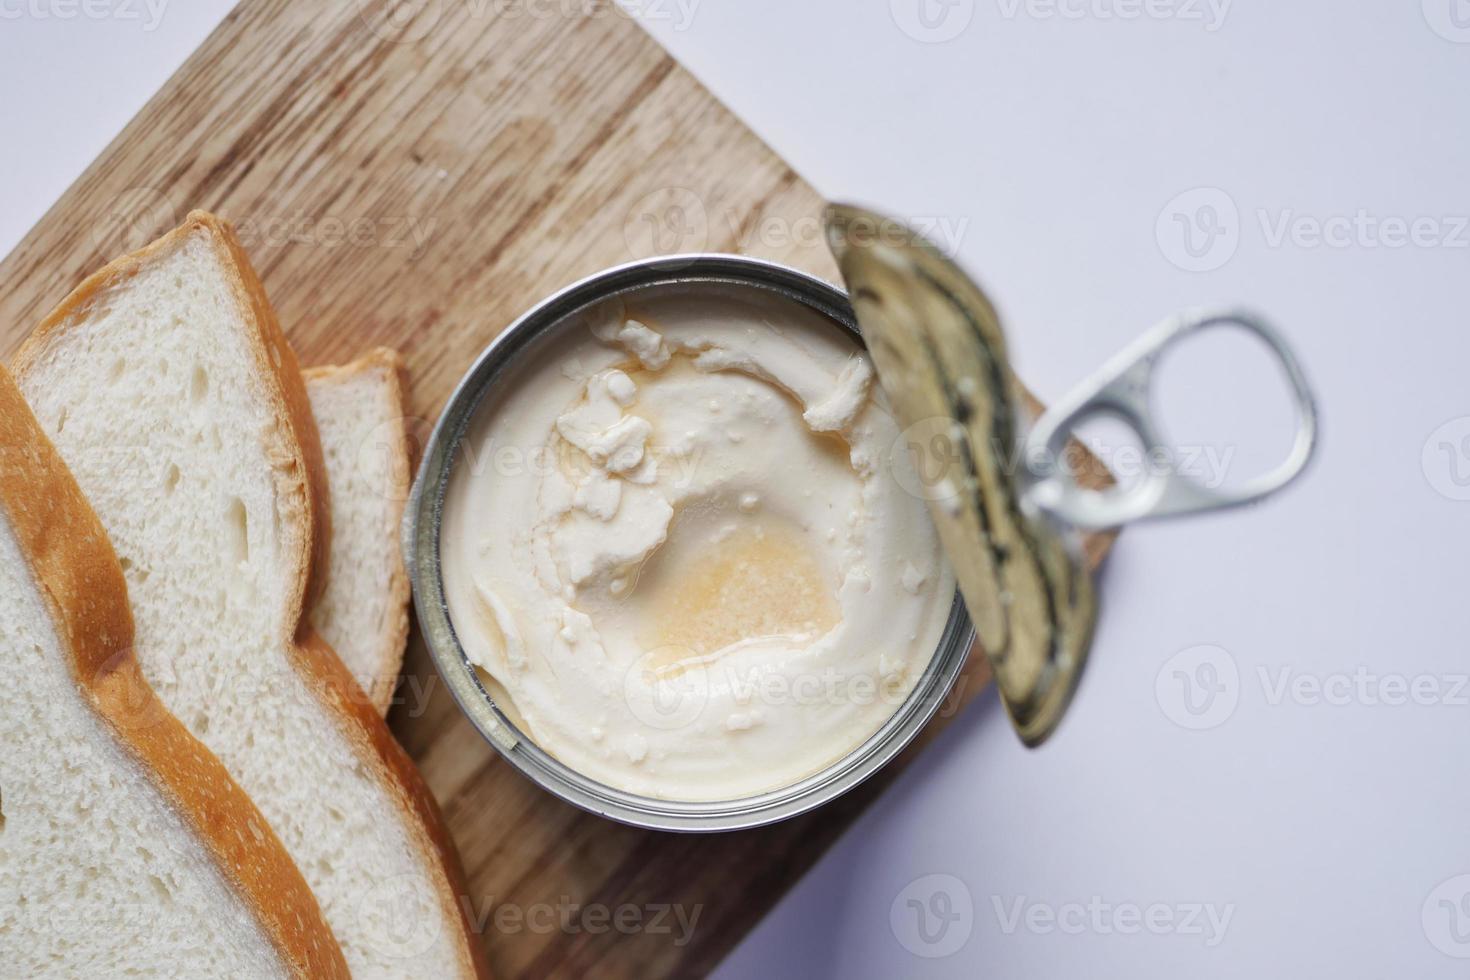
{"left": 0, "top": 365, "right": 347, "bottom": 978}
{"left": 305, "top": 349, "right": 412, "bottom": 717}
{"left": 13, "top": 212, "right": 488, "bottom": 979}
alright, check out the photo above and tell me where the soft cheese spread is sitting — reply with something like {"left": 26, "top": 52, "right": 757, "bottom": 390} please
{"left": 440, "top": 285, "right": 954, "bottom": 801}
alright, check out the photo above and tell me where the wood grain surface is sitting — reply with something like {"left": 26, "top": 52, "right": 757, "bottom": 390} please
{"left": 0, "top": 2, "right": 1114, "bottom": 976}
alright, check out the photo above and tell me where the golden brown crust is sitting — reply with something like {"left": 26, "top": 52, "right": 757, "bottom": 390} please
{"left": 14, "top": 212, "right": 487, "bottom": 976}
{"left": 304, "top": 346, "right": 414, "bottom": 716}
{"left": 297, "top": 629, "right": 490, "bottom": 978}
{"left": 302, "top": 345, "right": 403, "bottom": 387}
{"left": 13, "top": 212, "right": 331, "bottom": 645}
{"left": 273, "top": 338, "right": 486, "bottom": 976}
{"left": 0, "top": 368, "right": 348, "bottom": 979}
{"left": 259, "top": 282, "right": 487, "bottom": 975}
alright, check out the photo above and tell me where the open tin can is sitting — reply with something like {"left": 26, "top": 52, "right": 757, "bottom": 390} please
{"left": 405, "top": 206, "right": 1319, "bottom": 830}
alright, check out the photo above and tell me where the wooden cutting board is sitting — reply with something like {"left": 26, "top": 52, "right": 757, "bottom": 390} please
{"left": 0, "top": 2, "right": 1113, "bottom": 975}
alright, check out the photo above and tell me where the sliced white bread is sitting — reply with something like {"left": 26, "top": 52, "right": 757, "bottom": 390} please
{"left": 305, "top": 349, "right": 413, "bottom": 717}
{"left": 0, "top": 365, "right": 347, "bottom": 978}
{"left": 13, "top": 212, "right": 488, "bottom": 979}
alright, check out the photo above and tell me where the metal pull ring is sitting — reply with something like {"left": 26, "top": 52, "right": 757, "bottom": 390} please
{"left": 1023, "top": 309, "right": 1319, "bottom": 531}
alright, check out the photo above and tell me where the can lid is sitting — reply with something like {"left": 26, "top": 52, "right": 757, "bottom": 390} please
{"left": 823, "top": 204, "right": 1318, "bottom": 746}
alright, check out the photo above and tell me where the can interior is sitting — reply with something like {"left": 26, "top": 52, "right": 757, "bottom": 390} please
{"left": 406, "top": 255, "right": 976, "bottom": 832}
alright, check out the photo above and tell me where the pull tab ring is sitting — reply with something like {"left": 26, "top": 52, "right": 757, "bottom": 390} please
{"left": 1023, "top": 309, "right": 1319, "bottom": 531}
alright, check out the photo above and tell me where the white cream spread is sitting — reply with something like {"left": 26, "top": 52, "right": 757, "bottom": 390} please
{"left": 441, "top": 285, "right": 954, "bottom": 801}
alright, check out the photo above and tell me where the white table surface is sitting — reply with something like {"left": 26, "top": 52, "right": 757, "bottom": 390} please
{"left": 4, "top": 3, "right": 1468, "bottom": 977}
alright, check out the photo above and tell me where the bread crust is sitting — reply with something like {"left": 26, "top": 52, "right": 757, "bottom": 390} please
{"left": 10, "top": 211, "right": 329, "bottom": 641}
{"left": 14, "top": 213, "right": 489, "bottom": 978}
{"left": 0, "top": 367, "right": 348, "bottom": 979}
{"left": 304, "top": 347, "right": 414, "bottom": 716}
{"left": 297, "top": 628, "right": 488, "bottom": 977}
{"left": 246, "top": 252, "right": 489, "bottom": 979}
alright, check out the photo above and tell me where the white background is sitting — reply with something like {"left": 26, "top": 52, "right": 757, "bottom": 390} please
{"left": 4, "top": 2, "right": 1469, "bottom": 977}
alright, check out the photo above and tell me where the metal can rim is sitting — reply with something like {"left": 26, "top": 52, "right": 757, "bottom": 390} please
{"left": 404, "top": 253, "right": 976, "bottom": 832}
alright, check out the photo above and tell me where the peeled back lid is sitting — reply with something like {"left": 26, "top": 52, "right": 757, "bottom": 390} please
{"left": 824, "top": 205, "right": 1098, "bottom": 747}
{"left": 823, "top": 204, "right": 1318, "bottom": 747}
